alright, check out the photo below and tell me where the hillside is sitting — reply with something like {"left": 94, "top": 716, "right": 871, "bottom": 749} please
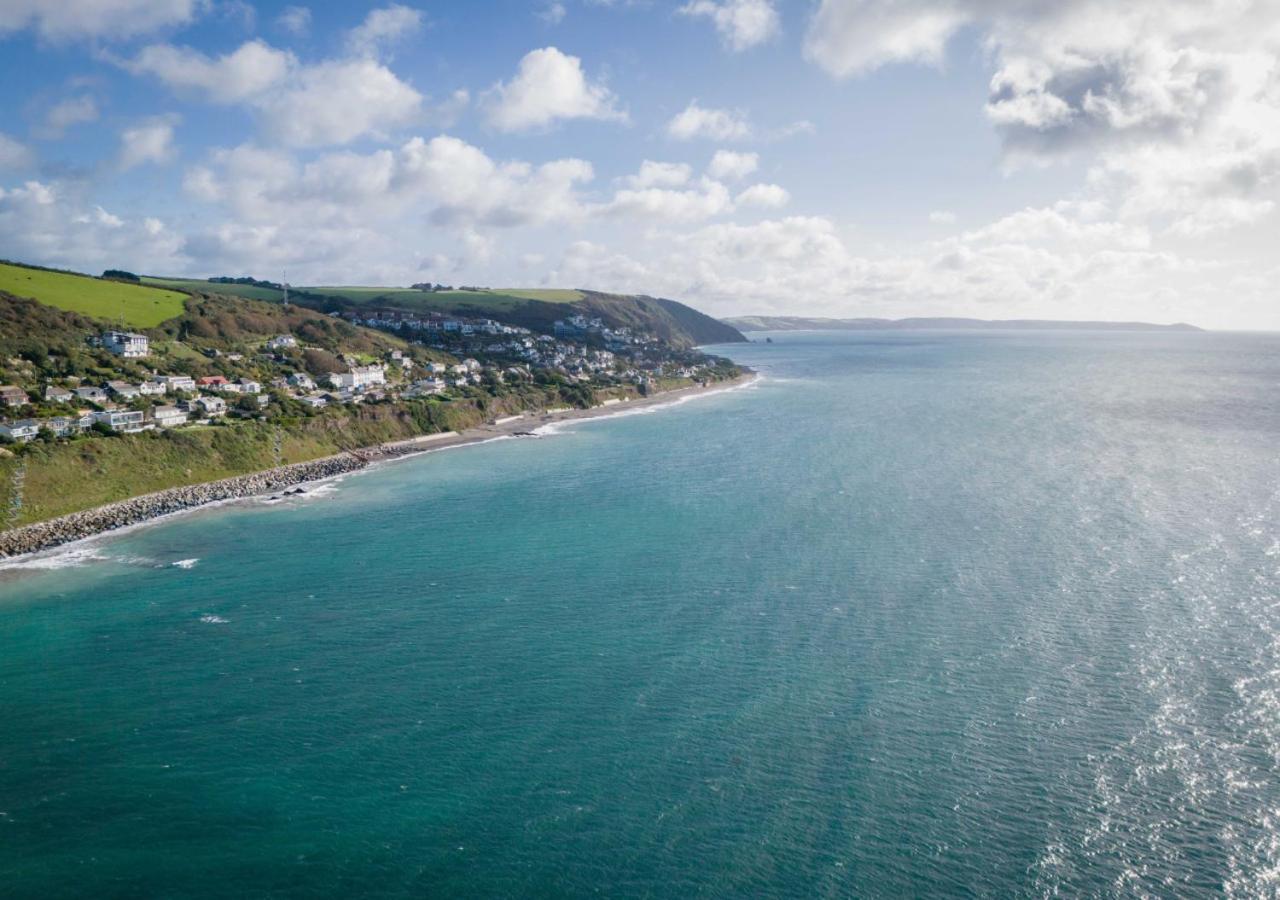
{"left": 1, "top": 261, "right": 187, "bottom": 328}
{"left": 724, "top": 315, "right": 1204, "bottom": 332}
{"left": 146, "top": 276, "right": 747, "bottom": 348}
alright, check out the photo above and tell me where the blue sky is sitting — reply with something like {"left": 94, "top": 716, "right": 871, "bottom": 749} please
{"left": 1, "top": 0, "right": 1277, "bottom": 327}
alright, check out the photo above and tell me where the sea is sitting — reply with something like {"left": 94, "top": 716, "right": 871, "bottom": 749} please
{"left": 2, "top": 329, "right": 1279, "bottom": 897}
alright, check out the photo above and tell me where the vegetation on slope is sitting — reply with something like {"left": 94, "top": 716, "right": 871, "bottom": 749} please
{"left": 0, "top": 261, "right": 186, "bottom": 328}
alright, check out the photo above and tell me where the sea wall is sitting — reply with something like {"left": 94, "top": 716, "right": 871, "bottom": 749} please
{"left": 0, "top": 452, "right": 369, "bottom": 559}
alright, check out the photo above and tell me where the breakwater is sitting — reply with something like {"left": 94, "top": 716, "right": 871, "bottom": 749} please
{"left": 0, "top": 452, "right": 370, "bottom": 559}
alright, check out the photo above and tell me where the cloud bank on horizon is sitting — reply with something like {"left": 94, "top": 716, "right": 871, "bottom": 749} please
{"left": 0, "top": 0, "right": 1277, "bottom": 328}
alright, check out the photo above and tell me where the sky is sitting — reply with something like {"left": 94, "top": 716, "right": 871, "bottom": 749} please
{"left": 0, "top": 0, "right": 1277, "bottom": 328}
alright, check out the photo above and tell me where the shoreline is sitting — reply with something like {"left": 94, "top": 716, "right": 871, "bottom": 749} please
{"left": 0, "top": 375, "right": 756, "bottom": 562}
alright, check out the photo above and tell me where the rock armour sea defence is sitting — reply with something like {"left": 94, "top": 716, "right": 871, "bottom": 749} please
{"left": 0, "top": 452, "right": 372, "bottom": 559}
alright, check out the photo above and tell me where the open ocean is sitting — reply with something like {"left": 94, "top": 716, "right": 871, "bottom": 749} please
{"left": 2, "top": 330, "right": 1279, "bottom": 897}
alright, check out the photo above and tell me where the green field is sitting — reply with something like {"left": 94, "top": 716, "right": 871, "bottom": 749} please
{"left": 1, "top": 263, "right": 188, "bottom": 328}
{"left": 142, "top": 277, "right": 285, "bottom": 303}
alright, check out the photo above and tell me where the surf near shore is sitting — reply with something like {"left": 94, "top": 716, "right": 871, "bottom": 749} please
{"left": 0, "top": 375, "right": 755, "bottom": 561}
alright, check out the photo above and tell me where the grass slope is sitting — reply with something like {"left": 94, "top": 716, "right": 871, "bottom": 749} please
{"left": 0, "top": 262, "right": 187, "bottom": 328}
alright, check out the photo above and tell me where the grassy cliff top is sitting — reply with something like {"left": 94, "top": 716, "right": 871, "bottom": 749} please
{"left": 0, "top": 262, "right": 187, "bottom": 328}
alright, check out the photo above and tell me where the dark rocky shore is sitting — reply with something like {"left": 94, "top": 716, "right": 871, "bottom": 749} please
{"left": 0, "top": 451, "right": 379, "bottom": 559}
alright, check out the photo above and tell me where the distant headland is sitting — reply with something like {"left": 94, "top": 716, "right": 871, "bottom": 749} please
{"left": 721, "top": 316, "right": 1204, "bottom": 333}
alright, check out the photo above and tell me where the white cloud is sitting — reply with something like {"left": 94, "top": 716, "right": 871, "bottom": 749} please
{"left": 0, "top": 0, "right": 199, "bottom": 41}
{"left": 0, "top": 180, "right": 186, "bottom": 274}
{"left": 606, "top": 178, "right": 734, "bottom": 221}
{"left": 257, "top": 59, "right": 423, "bottom": 147}
{"left": 36, "top": 95, "right": 99, "bottom": 139}
{"left": 119, "top": 118, "right": 177, "bottom": 169}
{"left": 707, "top": 149, "right": 758, "bottom": 180}
{"left": 667, "top": 100, "right": 751, "bottom": 141}
{"left": 540, "top": 2, "right": 567, "bottom": 24}
{"left": 0, "top": 133, "right": 35, "bottom": 170}
{"left": 679, "top": 0, "right": 780, "bottom": 51}
{"left": 735, "top": 182, "right": 789, "bottom": 208}
{"left": 622, "top": 160, "right": 693, "bottom": 189}
{"left": 276, "top": 5, "right": 311, "bottom": 35}
{"left": 123, "top": 40, "right": 425, "bottom": 148}
{"left": 929, "top": 210, "right": 957, "bottom": 225}
{"left": 804, "top": 0, "right": 968, "bottom": 77}
{"left": 484, "top": 47, "right": 626, "bottom": 132}
{"left": 124, "top": 40, "right": 295, "bottom": 104}
{"left": 345, "top": 4, "right": 423, "bottom": 59}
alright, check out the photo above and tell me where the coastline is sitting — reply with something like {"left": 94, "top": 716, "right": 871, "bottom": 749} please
{"left": 0, "top": 374, "right": 755, "bottom": 562}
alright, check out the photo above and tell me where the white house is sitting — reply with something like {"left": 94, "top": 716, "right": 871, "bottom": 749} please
{"left": 287, "top": 372, "right": 315, "bottom": 390}
{"left": 106, "top": 380, "right": 141, "bottom": 400}
{"left": 157, "top": 375, "right": 196, "bottom": 392}
{"left": 75, "top": 386, "right": 108, "bottom": 403}
{"left": 44, "top": 385, "right": 74, "bottom": 403}
{"left": 266, "top": 334, "right": 298, "bottom": 350}
{"left": 0, "top": 385, "right": 29, "bottom": 407}
{"left": 151, "top": 405, "right": 187, "bottom": 428}
{"left": 138, "top": 380, "right": 168, "bottom": 396}
{"left": 92, "top": 409, "right": 146, "bottom": 432}
{"left": 328, "top": 365, "right": 386, "bottom": 390}
{"left": 102, "top": 331, "right": 149, "bottom": 358}
{"left": 237, "top": 379, "right": 262, "bottom": 395}
{"left": 300, "top": 393, "right": 328, "bottom": 408}
{"left": 194, "top": 396, "right": 227, "bottom": 417}
{"left": 0, "top": 419, "right": 39, "bottom": 441}
{"left": 426, "top": 362, "right": 447, "bottom": 374}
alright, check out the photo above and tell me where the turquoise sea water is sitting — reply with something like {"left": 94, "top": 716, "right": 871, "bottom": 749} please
{"left": 3, "top": 330, "right": 1280, "bottom": 897}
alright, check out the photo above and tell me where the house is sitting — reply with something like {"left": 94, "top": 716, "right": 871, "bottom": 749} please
{"left": 0, "top": 385, "right": 29, "bottom": 407}
{"left": 287, "top": 372, "right": 315, "bottom": 390}
{"left": 0, "top": 419, "right": 39, "bottom": 442}
{"left": 157, "top": 374, "right": 196, "bottom": 392}
{"left": 197, "top": 375, "right": 229, "bottom": 388}
{"left": 151, "top": 405, "right": 187, "bottom": 428}
{"left": 409, "top": 378, "right": 446, "bottom": 396}
{"left": 102, "top": 331, "right": 149, "bottom": 358}
{"left": 193, "top": 396, "right": 227, "bottom": 417}
{"left": 139, "top": 380, "right": 168, "bottom": 396}
{"left": 75, "top": 386, "right": 108, "bottom": 403}
{"left": 300, "top": 393, "right": 328, "bottom": 408}
{"left": 44, "top": 385, "right": 74, "bottom": 403}
{"left": 328, "top": 364, "right": 386, "bottom": 390}
{"left": 266, "top": 334, "right": 298, "bottom": 350}
{"left": 426, "top": 362, "right": 447, "bottom": 374}
{"left": 107, "top": 380, "right": 141, "bottom": 400}
{"left": 92, "top": 409, "right": 146, "bottom": 432}
{"left": 237, "top": 379, "right": 262, "bottom": 395}
{"left": 43, "top": 416, "right": 84, "bottom": 437}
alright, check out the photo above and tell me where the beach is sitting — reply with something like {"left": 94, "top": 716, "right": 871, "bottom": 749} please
{"left": 0, "top": 375, "right": 754, "bottom": 561}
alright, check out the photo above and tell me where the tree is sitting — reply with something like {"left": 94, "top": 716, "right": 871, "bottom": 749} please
{"left": 102, "top": 269, "right": 140, "bottom": 282}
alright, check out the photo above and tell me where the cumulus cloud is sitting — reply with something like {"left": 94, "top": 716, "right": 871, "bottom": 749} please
{"left": 0, "top": 133, "right": 34, "bottom": 170}
{"left": 621, "top": 160, "right": 693, "bottom": 189}
{"left": 667, "top": 100, "right": 751, "bottom": 140}
{"left": 0, "top": 179, "right": 186, "bottom": 274}
{"left": 276, "top": 5, "right": 312, "bottom": 35}
{"left": 36, "top": 95, "right": 99, "bottom": 139}
{"left": 345, "top": 4, "right": 423, "bottom": 58}
{"left": 929, "top": 210, "right": 957, "bottom": 225}
{"left": 734, "top": 182, "right": 789, "bottom": 208}
{"left": 124, "top": 40, "right": 295, "bottom": 104}
{"left": 484, "top": 47, "right": 626, "bottom": 131}
{"left": 119, "top": 118, "right": 178, "bottom": 169}
{"left": 122, "top": 40, "right": 425, "bottom": 147}
{"left": 679, "top": 0, "right": 780, "bottom": 51}
{"left": 0, "top": 0, "right": 199, "bottom": 41}
{"left": 707, "top": 149, "right": 758, "bottom": 180}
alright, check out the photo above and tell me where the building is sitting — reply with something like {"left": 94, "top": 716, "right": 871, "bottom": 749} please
{"left": 192, "top": 396, "right": 227, "bottom": 417}
{"left": 197, "top": 375, "right": 229, "bottom": 388}
{"left": 151, "top": 406, "right": 187, "bottom": 428}
{"left": 44, "top": 385, "right": 74, "bottom": 403}
{"left": 75, "top": 386, "right": 108, "bottom": 403}
{"left": 139, "top": 380, "right": 168, "bottom": 396}
{"left": 287, "top": 372, "right": 315, "bottom": 390}
{"left": 102, "top": 331, "right": 149, "bottom": 358}
{"left": 92, "top": 409, "right": 146, "bottom": 432}
{"left": 157, "top": 375, "right": 196, "bottom": 392}
{"left": 0, "top": 385, "right": 30, "bottom": 407}
{"left": 106, "top": 380, "right": 141, "bottom": 400}
{"left": 328, "top": 365, "right": 386, "bottom": 390}
{"left": 43, "top": 416, "right": 83, "bottom": 436}
{"left": 237, "top": 379, "right": 262, "bottom": 395}
{"left": 0, "top": 419, "right": 39, "bottom": 441}
{"left": 266, "top": 334, "right": 298, "bottom": 350}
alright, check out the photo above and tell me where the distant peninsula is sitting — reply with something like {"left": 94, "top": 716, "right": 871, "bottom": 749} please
{"left": 722, "top": 316, "right": 1203, "bottom": 333}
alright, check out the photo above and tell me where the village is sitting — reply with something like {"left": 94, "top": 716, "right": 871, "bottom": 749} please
{"left": 0, "top": 310, "right": 731, "bottom": 444}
